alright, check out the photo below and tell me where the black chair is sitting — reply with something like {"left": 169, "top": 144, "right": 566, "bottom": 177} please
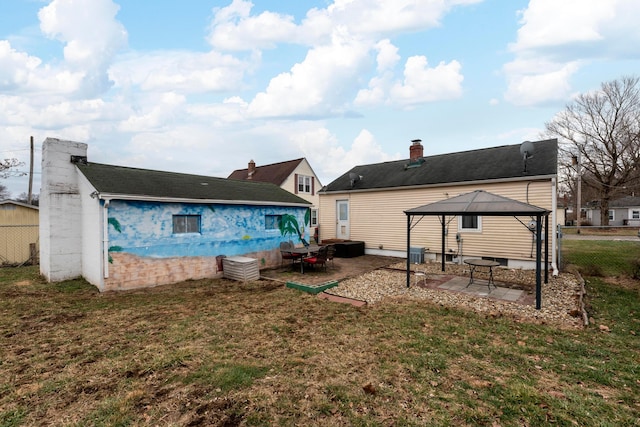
{"left": 303, "top": 246, "right": 328, "bottom": 272}
{"left": 326, "top": 244, "right": 336, "bottom": 268}
{"left": 280, "top": 241, "right": 297, "bottom": 267}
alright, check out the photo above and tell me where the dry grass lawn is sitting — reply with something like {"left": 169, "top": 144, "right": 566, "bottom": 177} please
{"left": 1, "top": 266, "right": 638, "bottom": 426}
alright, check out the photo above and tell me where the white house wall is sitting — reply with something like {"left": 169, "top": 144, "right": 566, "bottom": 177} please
{"left": 78, "top": 173, "right": 104, "bottom": 289}
{"left": 281, "top": 159, "right": 320, "bottom": 207}
{"left": 40, "top": 138, "right": 87, "bottom": 282}
{"left": 319, "top": 179, "right": 555, "bottom": 267}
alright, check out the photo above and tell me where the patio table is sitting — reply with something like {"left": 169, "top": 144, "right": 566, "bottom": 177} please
{"left": 289, "top": 245, "right": 322, "bottom": 273}
{"left": 464, "top": 259, "right": 500, "bottom": 292}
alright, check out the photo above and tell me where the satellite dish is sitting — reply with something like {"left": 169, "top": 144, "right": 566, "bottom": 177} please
{"left": 349, "top": 172, "right": 363, "bottom": 188}
{"left": 520, "top": 141, "right": 535, "bottom": 173}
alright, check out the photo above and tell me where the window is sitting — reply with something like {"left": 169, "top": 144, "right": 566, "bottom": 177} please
{"left": 173, "top": 215, "right": 201, "bottom": 234}
{"left": 609, "top": 210, "right": 615, "bottom": 221}
{"left": 297, "top": 175, "right": 312, "bottom": 194}
{"left": 459, "top": 215, "right": 481, "bottom": 231}
{"left": 632, "top": 210, "right": 640, "bottom": 219}
{"left": 310, "top": 209, "right": 318, "bottom": 227}
{"left": 265, "top": 214, "right": 282, "bottom": 230}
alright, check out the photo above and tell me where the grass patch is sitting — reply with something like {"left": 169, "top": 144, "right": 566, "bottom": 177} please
{"left": 1, "top": 266, "right": 639, "bottom": 426}
{"left": 562, "top": 239, "right": 640, "bottom": 276}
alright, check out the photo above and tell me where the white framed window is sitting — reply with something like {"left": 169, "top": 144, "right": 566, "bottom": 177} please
{"left": 173, "top": 215, "right": 201, "bottom": 234}
{"left": 632, "top": 210, "right": 639, "bottom": 219}
{"left": 297, "top": 175, "right": 312, "bottom": 194}
{"left": 310, "top": 209, "right": 318, "bottom": 227}
{"left": 458, "top": 215, "right": 482, "bottom": 232}
{"left": 608, "top": 210, "right": 615, "bottom": 221}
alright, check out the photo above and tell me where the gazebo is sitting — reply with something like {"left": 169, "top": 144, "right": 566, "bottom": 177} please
{"left": 404, "top": 190, "right": 551, "bottom": 309}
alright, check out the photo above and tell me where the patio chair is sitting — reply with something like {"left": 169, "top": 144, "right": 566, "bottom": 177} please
{"left": 326, "top": 244, "right": 336, "bottom": 268}
{"left": 280, "top": 241, "right": 298, "bottom": 267}
{"left": 414, "top": 263, "right": 427, "bottom": 286}
{"left": 303, "top": 246, "right": 329, "bottom": 272}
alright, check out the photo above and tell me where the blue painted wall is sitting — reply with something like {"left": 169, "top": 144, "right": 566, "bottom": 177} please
{"left": 106, "top": 200, "right": 309, "bottom": 259}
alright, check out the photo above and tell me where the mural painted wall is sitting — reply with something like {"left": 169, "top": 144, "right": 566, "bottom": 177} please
{"left": 106, "top": 200, "right": 309, "bottom": 260}
{"left": 102, "top": 200, "right": 309, "bottom": 291}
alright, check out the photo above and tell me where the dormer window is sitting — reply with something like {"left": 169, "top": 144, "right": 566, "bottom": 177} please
{"left": 297, "top": 175, "right": 312, "bottom": 194}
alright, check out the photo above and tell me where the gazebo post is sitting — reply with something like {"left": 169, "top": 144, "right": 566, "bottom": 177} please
{"left": 406, "top": 214, "right": 411, "bottom": 288}
{"left": 535, "top": 214, "right": 542, "bottom": 309}
{"left": 441, "top": 214, "right": 446, "bottom": 272}
{"left": 544, "top": 214, "right": 549, "bottom": 283}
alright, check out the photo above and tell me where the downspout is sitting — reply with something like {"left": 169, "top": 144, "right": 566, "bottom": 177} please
{"left": 551, "top": 178, "right": 558, "bottom": 276}
{"left": 102, "top": 198, "right": 110, "bottom": 279}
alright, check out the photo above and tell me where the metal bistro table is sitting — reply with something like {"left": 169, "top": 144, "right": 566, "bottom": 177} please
{"left": 289, "top": 245, "right": 321, "bottom": 273}
{"left": 464, "top": 259, "right": 500, "bottom": 292}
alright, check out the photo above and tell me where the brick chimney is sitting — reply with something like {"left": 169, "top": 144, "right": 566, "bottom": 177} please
{"left": 409, "top": 139, "right": 423, "bottom": 162}
{"left": 247, "top": 159, "right": 256, "bottom": 179}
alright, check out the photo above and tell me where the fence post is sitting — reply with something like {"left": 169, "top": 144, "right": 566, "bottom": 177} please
{"left": 557, "top": 224, "right": 563, "bottom": 271}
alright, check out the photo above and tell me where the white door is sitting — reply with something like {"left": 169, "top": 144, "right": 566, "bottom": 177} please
{"left": 336, "top": 200, "right": 349, "bottom": 239}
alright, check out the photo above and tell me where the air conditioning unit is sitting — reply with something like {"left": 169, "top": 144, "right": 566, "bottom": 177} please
{"left": 409, "top": 247, "right": 425, "bottom": 264}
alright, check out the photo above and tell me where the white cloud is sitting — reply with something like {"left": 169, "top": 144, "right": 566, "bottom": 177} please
{"left": 38, "top": 0, "right": 127, "bottom": 96}
{"left": 208, "top": 0, "right": 483, "bottom": 50}
{"left": 208, "top": 0, "right": 299, "bottom": 50}
{"left": 247, "top": 30, "right": 372, "bottom": 118}
{"left": 295, "top": 128, "right": 401, "bottom": 180}
{"left": 356, "top": 55, "right": 464, "bottom": 108}
{"left": 374, "top": 39, "right": 400, "bottom": 72}
{"left": 119, "top": 93, "right": 186, "bottom": 133}
{"left": 109, "top": 50, "right": 250, "bottom": 94}
{"left": 390, "top": 56, "right": 463, "bottom": 106}
{"left": 503, "top": 58, "right": 580, "bottom": 106}
{"left": 504, "top": 0, "right": 640, "bottom": 106}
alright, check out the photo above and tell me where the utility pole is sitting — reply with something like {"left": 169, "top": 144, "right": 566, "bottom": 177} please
{"left": 28, "top": 136, "right": 34, "bottom": 204}
{"left": 572, "top": 152, "right": 582, "bottom": 234}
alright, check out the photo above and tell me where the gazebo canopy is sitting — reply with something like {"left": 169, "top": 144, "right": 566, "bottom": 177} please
{"left": 404, "top": 190, "right": 550, "bottom": 216}
{"left": 404, "top": 190, "right": 550, "bottom": 309}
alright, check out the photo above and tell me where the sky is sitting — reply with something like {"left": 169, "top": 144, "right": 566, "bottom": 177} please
{"left": 1, "top": 0, "right": 639, "bottom": 198}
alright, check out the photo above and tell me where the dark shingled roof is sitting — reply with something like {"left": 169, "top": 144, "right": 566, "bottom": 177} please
{"left": 228, "top": 158, "right": 304, "bottom": 185}
{"left": 610, "top": 196, "right": 640, "bottom": 208}
{"left": 77, "top": 162, "right": 310, "bottom": 205}
{"left": 322, "top": 139, "right": 557, "bottom": 192}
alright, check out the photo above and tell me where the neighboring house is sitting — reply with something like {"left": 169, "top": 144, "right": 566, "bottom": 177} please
{"left": 40, "top": 138, "right": 311, "bottom": 292}
{"left": 585, "top": 196, "right": 640, "bottom": 226}
{"left": 319, "top": 139, "right": 559, "bottom": 270}
{"left": 0, "top": 200, "right": 39, "bottom": 265}
{"left": 228, "top": 158, "right": 322, "bottom": 240}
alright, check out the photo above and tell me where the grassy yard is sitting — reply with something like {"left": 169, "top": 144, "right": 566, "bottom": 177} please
{"left": 561, "top": 239, "right": 640, "bottom": 277}
{"left": 1, "top": 266, "right": 639, "bottom": 426}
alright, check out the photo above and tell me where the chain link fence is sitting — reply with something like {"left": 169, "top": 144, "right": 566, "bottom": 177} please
{"left": 0, "top": 224, "right": 39, "bottom": 266}
{"left": 557, "top": 225, "right": 640, "bottom": 277}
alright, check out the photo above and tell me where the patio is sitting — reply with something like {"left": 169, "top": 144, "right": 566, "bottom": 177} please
{"left": 260, "top": 255, "right": 535, "bottom": 305}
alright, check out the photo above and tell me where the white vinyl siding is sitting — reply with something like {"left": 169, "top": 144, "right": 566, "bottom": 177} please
{"left": 319, "top": 179, "right": 554, "bottom": 262}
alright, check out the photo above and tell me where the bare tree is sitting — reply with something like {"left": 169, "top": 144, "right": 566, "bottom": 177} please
{"left": 546, "top": 76, "right": 640, "bottom": 226}
{"left": 0, "top": 183, "right": 9, "bottom": 200}
{"left": 0, "top": 158, "right": 25, "bottom": 179}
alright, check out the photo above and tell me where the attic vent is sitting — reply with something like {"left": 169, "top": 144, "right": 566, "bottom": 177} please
{"left": 70, "top": 155, "right": 87, "bottom": 165}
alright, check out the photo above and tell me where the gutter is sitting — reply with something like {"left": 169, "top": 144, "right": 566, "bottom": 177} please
{"left": 96, "top": 193, "right": 310, "bottom": 207}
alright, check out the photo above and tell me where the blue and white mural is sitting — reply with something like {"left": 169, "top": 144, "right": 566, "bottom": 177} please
{"left": 106, "top": 200, "right": 309, "bottom": 260}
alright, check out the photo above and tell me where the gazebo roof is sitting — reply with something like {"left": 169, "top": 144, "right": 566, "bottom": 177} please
{"left": 404, "top": 190, "right": 550, "bottom": 217}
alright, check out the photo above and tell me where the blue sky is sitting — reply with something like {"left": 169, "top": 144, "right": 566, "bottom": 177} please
{"left": 1, "top": 0, "right": 639, "bottom": 197}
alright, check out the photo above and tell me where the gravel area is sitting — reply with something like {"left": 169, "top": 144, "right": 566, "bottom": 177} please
{"left": 329, "top": 262, "right": 585, "bottom": 329}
